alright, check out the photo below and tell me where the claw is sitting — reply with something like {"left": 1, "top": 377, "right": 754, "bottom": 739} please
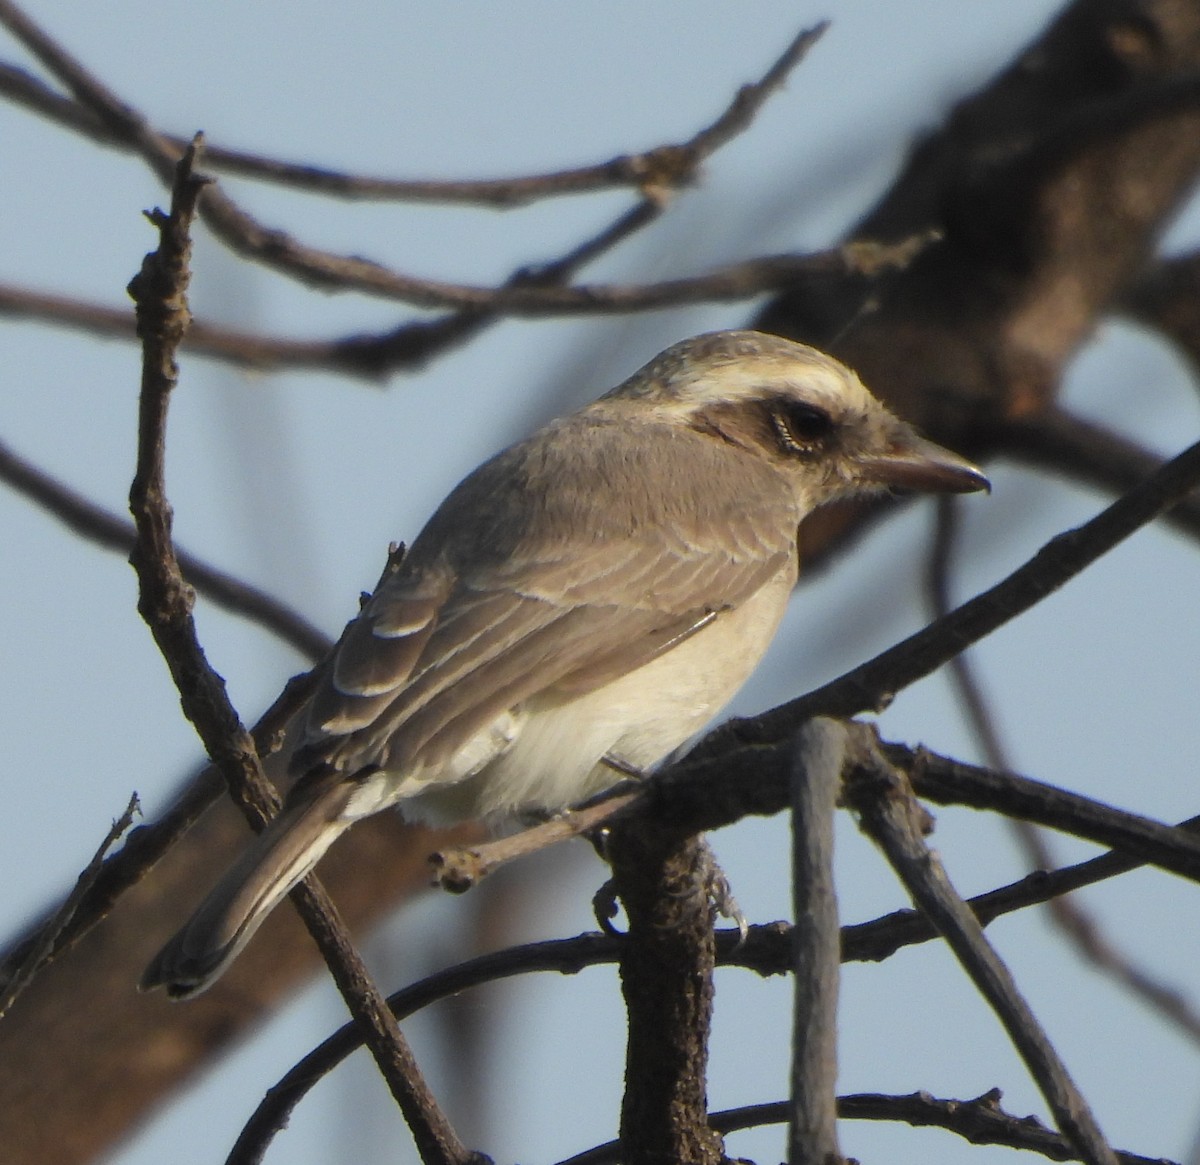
{"left": 592, "top": 878, "right": 623, "bottom": 935}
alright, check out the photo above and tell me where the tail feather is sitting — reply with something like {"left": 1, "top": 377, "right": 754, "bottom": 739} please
{"left": 140, "top": 781, "right": 357, "bottom": 999}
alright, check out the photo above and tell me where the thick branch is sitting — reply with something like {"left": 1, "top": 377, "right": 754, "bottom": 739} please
{"left": 610, "top": 821, "right": 723, "bottom": 1165}
{"left": 998, "top": 407, "right": 1200, "bottom": 544}
{"left": 1120, "top": 249, "right": 1200, "bottom": 375}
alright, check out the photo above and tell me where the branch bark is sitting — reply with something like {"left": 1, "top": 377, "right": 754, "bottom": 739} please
{"left": 842, "top": 726, "right": 1117, "bottom": 1165}
{"left": 787, "top": 721, "right": 844, "bottom": 1165}
{"left": 609, "top": 822, "right": 723, "bottom": 1165}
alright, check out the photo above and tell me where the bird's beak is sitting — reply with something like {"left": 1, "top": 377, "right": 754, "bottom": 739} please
{"left": 856, "top": 431, "right": 990, "bottom": 495}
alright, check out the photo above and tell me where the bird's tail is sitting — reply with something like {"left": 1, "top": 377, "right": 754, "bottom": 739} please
{"left": 140, "top": 779, "right": 357, "bottom": 1000}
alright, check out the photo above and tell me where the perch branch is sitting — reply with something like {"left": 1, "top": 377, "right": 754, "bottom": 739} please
{"left": 123, "top": 137, "right": 473, "bottom": 1165}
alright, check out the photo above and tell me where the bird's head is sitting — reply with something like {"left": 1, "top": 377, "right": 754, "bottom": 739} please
{"left": 603, "top": 330, "right": 989, "bottom": 509}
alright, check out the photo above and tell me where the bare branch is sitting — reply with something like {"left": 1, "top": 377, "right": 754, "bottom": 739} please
{"left": 704, "top": 433, "right": 1200, "bottom": 753}
{"left": 235, "top": 780, "right": 1200, "bottom": 1165}
{"left": 123, "top": 137, "right": 474, "bottom": 1165}
{"left": 928, "top": 496, "right": 1200, "bottom": 1046}
{"left": 0, "top": 25, "right": 824, "bottom": 207}
{"left": 670, "top": 22, "right": 827, "bottom": 180}
{"left": 0, "top": 793, "right": 138, "bottom": 1020}
{"left": 842, "top": 725, "right": 1118, "bottom": 1165}
{"left": 430, "top": 790, "right": 639, "bottom": 894}
{"left": 0, "top": 238, "right": 920, "bottom": 362}
{"left": 900, "top": 746, "right": 1200, "bottom": 884}
{"left": 561, "top": 1091, "right": 1174, "bottom": 1165}
{"left": 1120, "top": 250, "right": 1200, "bottom": 375}
{"left": 0, "top": 4, "right": 834, "bottom": 311}
{"left": 0, "top": 436, "right": 331, "bottom": 660}
{"left": 787, "top": 721, "right": 844, "bottom": 1165}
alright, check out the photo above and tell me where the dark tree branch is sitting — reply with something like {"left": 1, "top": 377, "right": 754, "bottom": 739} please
{"left": 559, "top": 1091, "right": 1173, "bottom": 1165}
{"left": 230, "top": 723, "right": 1200, "bottom": 1162}
{"left": 704, "top": 432, "right": 1200, "bottom": 753}
{"left": 927, "top": 497, "right": 1200, "bottom": 1046}
{"left": 447, "top": 714, "right": 1200, "bottom": 909}
{"left": 0, "top": 238, "right": 929, "bottom": 396}
{"left": 0, "top": 436, "right": 332, "bottom": 660}
{"left": 787, "top": 720, "right": 844, "bottom": 1165}
{"left": 0, "top": 793, "right": 138, "bottom": 1020}
{"left": 0, "top": 26, "right": 825, "bottom": 207}
{"left": 609, "top": 823, "right": 723, "bottom": 1165}
{"left": 842, "top": 725, "right": 1118, "bottom": 1165}
{"left": 0, "top": 4, "right": 832, "bottom": 311}
{"left": 234, "top": 760, "right": 1200, "bottom": 1165}
{"left": 123, "top": 137, "right": 475, "bottom": 1165}
{"left": 900, "top": 746, "right": 1200, "bottom": 885}
{"left": 1120, "top": 249, "right": 1200, "bottom": 375}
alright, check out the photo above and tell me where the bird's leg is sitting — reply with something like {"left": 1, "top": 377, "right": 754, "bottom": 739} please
{"left": 588, "top": 757, "right": 747, "bottom": 944}
{"left": 588, "top": 753, "right": 650, "bottom": 932}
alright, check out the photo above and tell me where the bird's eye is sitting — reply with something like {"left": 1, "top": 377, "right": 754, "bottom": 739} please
{"left": 772, "top": 401, "right": 835, "bottom": 454}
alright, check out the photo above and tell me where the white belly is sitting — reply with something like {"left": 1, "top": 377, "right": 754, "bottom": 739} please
{"left": 399, "top": 565, "right": 795, "bottom": 825}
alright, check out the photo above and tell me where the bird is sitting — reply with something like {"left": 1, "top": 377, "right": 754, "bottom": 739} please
{"left": 141, "top": 329, "right": 988, "bottom": 998}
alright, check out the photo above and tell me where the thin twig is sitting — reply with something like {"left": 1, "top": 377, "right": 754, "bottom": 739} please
{"left": 843, "top": 725, "right": 1118, "bottom": 1165}
{"left": 702, "top": 432, "right": 1200, "bottom": 752}
{"left": 0, "top": 668, "right": 319, "bottom": 988}
{"left": 0, "top": 793, "right": 139, "bottom": 1019}
{"left": 123, "top": 137, "right": 474, "bottom": 1165}
{"left": 928, "top": 496, "right": 1200, "bottom": 1046}
{"left": 0, "top": 26, "right": 825, "bottom": 207}
{"left": 557, "top": 1091, "right": 1173, "bottom": 1165}
{"left": 0, "top": 56, "right": 691, "bottom": 204}
{"left": 0, "top": 234, "right": 920, "bottom": 359}
{"left": 787, "top": 720, "right": 844, "bottom": 1165}
{"left": 0, "top": 436, "right": 331, "bottom": 660}
{"left": 555, "top": 1090, "right": 1174, "bottom": 1165}
{"left": 0, "top": 4, "right": 834, "bottom": 311}
{"left": 0, "top": 279, "right": 401, "bottom": 379}
{"left": 233, "top": 781, "right": 1200, "bottom": 1165}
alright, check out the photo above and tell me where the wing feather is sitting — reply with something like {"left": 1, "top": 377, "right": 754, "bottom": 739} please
{"left": 292, "top": 414, "right": 800, "bottom": 780}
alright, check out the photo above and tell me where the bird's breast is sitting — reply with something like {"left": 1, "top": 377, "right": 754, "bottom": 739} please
{"left": 400, "top": 562, "right": 797, "bottom": 826}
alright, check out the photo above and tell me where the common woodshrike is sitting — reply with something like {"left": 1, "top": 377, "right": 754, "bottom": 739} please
{"left": 142, "top": 329, "right": 988, "bottom": 998}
